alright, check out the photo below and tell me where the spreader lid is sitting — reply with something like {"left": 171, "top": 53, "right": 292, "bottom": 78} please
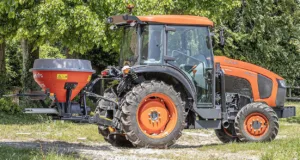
{"left": 29, "top": 59, "right": 95, "bottom": 73}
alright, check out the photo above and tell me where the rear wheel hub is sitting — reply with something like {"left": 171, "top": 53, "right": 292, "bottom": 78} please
{"left": 137, "top": 93, "right": 177, "bottom": 139}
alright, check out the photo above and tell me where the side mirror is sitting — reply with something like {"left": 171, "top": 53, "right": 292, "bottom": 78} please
{"left": 210, "top": 32, "right": 215, "bottom": 46}
{"left": 219, "top": 28, "right": 225, "bottom": 47}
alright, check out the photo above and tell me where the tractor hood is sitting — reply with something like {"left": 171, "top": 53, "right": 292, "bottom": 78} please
{"left": 214, "top": 56, "right": 284, "bottom": 80}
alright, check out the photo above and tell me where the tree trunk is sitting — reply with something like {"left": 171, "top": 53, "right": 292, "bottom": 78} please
{"left": 65, "top": 47, "right": 70, "bottom": 58}
{"left": 0, "top": 39, "right": 6, "bottom": 96}
{"left": 0, "top": 39, "right": 5, "bottom": 74}
{"left": 21, "top": 39, "right": 39, "bottom": 92}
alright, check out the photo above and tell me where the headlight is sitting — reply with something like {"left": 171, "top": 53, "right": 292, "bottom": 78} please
{"left": 278, "top": 79, "right": 286, "bottom": 88}
{"left": 122, "top": 66, "right": 131, "bottom": 75}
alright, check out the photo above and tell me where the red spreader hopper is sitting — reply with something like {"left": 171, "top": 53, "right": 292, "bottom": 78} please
{"left": 30, "top": 59, "right": 95, "bottom": 102}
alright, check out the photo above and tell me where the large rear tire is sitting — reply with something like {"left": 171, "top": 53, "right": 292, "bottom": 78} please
{"left": 96, "top": 89, "right": 133, "bottom": 147}
{"left": 121, "top": 81, "right": 186, "bottom": 148}
{"left": 234, "top": 102, "right": 279, "bottom": 142}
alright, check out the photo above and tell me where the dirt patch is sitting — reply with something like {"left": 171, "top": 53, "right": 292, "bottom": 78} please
{"left": 0, "top": 130, "right": 260, "bottom": 160}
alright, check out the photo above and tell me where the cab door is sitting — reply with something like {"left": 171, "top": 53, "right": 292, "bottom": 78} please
{"left": 166, "top": 25, "right": 214, "bottom": 108}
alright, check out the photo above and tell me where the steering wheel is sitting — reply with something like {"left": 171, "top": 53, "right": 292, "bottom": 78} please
{"left": 171, "top": 50, "right": 205, "bottom": 74}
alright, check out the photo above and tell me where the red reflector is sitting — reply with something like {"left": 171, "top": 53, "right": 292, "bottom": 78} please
{"left": 101, "top": 70, "right": 108, "bottom": 76}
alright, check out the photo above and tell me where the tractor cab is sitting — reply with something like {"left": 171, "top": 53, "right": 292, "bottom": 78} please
{"left": 109, "top": 15, "right": 215, "bottom": 105}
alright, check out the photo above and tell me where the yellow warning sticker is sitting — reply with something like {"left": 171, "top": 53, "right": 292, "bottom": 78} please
{"left": 87, "top": 75, "right": 91, "bottom": 82}
{"left": 57, "top": 74, "right": 68, "bottom": 80}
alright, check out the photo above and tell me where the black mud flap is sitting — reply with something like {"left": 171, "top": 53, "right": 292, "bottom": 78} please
{"left": 274, "top": 106, "right": 296, "bottom": 118}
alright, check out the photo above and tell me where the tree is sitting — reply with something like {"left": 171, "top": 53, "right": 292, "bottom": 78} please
{"left": 222, "top": 0, "right": 300, "bottom": 85}
{"left": 0, "top": 0, "right": 22, "bottom": 96}
{"left": 3, "top": 0, "right": 104, "bottom": 90}
{"left": 0, "top": 0, "right": 20, "bottom": 74}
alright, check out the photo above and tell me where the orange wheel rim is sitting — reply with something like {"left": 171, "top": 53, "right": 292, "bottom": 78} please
{"left": 244, "top": 112, "right": 269, "bottom": 138}
{"left": 136, "top": 93, "right": 178, "bottom": 139}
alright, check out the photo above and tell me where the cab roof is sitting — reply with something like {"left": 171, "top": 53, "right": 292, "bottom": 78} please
{"left": 137, "top": 15, "right": 214, "bottom": 26}
{"left": 107, "top": 15, "right": 214, "bottom": 26}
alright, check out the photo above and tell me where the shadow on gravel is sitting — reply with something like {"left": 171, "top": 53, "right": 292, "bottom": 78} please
{"left": 0, "top": 140, "right": 113, "bottom": 153}
{"left": 0, "top": 140, "right": 224, "bottom": 151}
{"left": 172, "top": 143, "right": 221, "bottom": 149}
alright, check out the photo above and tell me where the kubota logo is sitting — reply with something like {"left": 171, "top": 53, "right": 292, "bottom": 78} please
{"left": 224, "top": 59, "right": 238, "bottom": 65}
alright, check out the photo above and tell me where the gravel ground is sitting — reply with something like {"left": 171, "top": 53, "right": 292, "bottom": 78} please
{"left": 0, "top": 130, "right": 260, "bottom": 160}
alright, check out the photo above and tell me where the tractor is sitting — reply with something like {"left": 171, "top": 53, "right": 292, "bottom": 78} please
{"left": 92, "top": 14, "right": 295, "bottom": 148}
{"left": 10, "top": 13, "right": 295, "bottom": 149}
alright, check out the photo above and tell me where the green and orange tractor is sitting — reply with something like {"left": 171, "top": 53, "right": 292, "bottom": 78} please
{"left": 93, "top": 14, "right": 295, "bottom": 147}
{"left": 14, "top": 13, "right": 295, "bottom": 148}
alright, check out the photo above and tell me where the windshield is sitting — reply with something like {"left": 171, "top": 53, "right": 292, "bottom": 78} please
{"left": 120, "top": 27, "right": 138, "bottom": 66}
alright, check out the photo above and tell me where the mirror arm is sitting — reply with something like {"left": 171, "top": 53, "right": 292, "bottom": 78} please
{"left": 219, "top": 28, "right": 225, "bottom": 47}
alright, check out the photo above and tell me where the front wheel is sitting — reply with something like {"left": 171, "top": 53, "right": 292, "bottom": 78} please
{"left": 121, "top": 81, "right": 186, "bottom": 148}
{"left": 234, "top": 102, "right": 279, "bottom": 142}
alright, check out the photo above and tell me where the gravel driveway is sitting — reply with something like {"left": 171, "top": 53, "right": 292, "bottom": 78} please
{"left": 0, "top": 130, "right": 260, "bottom": 160}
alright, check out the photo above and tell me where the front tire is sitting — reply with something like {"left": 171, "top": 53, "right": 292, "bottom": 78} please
{"left": 121, "top": 81, "right": 186, "bottom": 148}
{"left": 234, "top": 102, "right": 279, "bottom": 142}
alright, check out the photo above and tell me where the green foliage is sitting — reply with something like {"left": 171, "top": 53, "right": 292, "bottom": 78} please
{"left": 40, "top": 43, "right": 65, "bottom": 59}
{"left": 0, "top": 98, "right": 21, "bottom": 114}
{"left": 5, "top": 39, "right": 22, "bottom": 87}
{"left": 221, "top": 0, "right": 300, "bottom": 85}
{"left": 79, "top": 46, "right": 118, "bottom": 72}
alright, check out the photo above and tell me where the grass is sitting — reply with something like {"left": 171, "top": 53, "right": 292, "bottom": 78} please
{"left": 0, "top": 145, "right": 83, "bottom": 160}
{"left": 0, "top": 113, "right": 104, "bottom": 143}
{"left": 1, "top": 102, "right": 300, "bottom": 160}
{"left": 0, "top": 113, "right": 102, "bottom": 160}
